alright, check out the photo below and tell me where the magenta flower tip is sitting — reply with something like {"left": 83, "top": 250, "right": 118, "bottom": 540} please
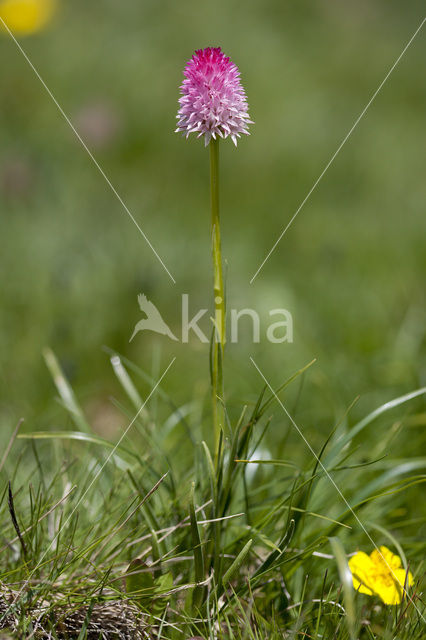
{"left": 176, "top": 47, "right": 252, "bottom": 146}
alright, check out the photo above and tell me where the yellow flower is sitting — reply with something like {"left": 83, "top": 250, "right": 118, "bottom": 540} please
{"left": 0, "top": 0, "right": 56, "bottom": 36}
{"left": 349, "top": 545, "right": 414, "bottom": 605}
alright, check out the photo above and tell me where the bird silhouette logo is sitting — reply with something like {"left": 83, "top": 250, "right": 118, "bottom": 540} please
{"left": 129, "top": 294, "right": 178, "bottom": 342}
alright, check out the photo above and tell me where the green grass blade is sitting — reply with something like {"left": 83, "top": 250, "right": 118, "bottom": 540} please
{"left": 110, "top": 354, "right": 145, "bottom": 414}
{"left": 327, "top": 387, "right": 426, "bottom": 463}
{"left": 43, "top": 347, "right": 91, "bottom": 433}
{"left": 329, "top": 536, "right": 357, "bottom": 640}
{"left": 18, "top": 430, "right": 138, "bottom": 466}
{"left": 222, "top": 538, "right": 253, "bottom": 586}
{"left": 189, "top": 482, "right": 205, "bottom": 611}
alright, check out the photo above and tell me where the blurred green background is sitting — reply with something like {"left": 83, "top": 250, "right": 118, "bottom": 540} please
{"left": 1, "top": 0, "right": 425, "bottom": 442}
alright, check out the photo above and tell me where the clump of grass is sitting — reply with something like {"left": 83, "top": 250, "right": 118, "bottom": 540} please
{"left": 0, "top": 350, "right": 424, "bottom": 638}
{"left": 0, "top": 579, "right": 147, "bottom": 639}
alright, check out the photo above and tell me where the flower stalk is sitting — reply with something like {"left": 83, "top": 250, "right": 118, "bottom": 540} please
{"left": 210, "top": 137, "right": 225, "bottom": 456}
{"left": 176, "top": 45, "right": 252, "bottom": 463}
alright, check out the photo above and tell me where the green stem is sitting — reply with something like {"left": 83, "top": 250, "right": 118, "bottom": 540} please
{"left": 210, "top": 138, "right": 225, "bottom": 461}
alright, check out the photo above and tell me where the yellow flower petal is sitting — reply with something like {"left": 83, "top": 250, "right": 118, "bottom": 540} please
{"left": 0, "top": 0, "right": 56, "bottom": 36}
{"left": 349, "top": 546, "right": 414, "bottom": 605}
{"left": 374, "top": 581, "right": 403, "bottom": 605}
{"left": 393, "top": 567, "right": 414, "bottom": 591}
{"left": 371, "top": 546, "right": 401, "bottom": 571}
{"left": 348, "top": 551, "right": 375, "bottom": 595}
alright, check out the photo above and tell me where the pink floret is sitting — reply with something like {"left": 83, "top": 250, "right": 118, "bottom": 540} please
{"left": 176, "top": 47, "right": 252, "bottom": 146}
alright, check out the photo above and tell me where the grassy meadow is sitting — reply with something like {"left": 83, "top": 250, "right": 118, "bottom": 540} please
{"left": 0, "top": 1, "right": 425, "bottom": 637}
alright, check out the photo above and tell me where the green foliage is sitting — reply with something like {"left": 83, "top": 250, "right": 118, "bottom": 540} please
{"left": 0, "top": 350, "right": 424, "bottom": 637}
{"left": 125, "top": 558, "right": 173, "bottom": 616}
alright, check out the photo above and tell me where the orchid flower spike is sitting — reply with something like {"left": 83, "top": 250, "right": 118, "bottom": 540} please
{"left": 176, "top": 46, "right": 252, "bottom": 147}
